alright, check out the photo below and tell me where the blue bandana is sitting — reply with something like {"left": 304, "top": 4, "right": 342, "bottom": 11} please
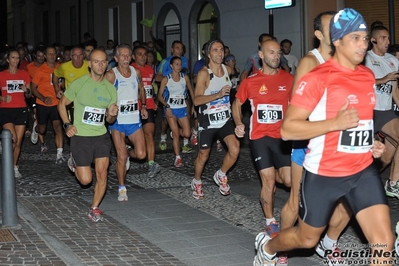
{"left": 330, "top": 8, "right": 368, "bottom": 42}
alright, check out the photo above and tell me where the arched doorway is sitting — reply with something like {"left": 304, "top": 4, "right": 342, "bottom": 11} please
{"left": 189, "top": 0, "right": 220, "bottom": 70}
{"left": 156, "top": 3, "right": 182, "bottom": 56}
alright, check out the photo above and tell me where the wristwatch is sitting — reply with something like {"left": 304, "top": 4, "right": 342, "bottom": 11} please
{"left": 166, "top": 104, "right": 170, "bottom": 108}
{"left": 63, "top": 123, "right": 71, "bottom": 130}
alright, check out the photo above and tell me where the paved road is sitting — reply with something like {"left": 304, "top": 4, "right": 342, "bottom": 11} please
{"left": 1, "top": 110, "right": 399, "bottom": 265}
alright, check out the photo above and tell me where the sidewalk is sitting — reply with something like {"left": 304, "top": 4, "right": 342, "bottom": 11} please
{"left": 1, "top": 119, "right": 399, "bottom": 265}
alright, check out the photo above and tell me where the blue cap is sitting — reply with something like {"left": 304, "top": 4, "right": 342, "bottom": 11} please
{"left": 330, "top": 8, "right": 368, "bottom": 42}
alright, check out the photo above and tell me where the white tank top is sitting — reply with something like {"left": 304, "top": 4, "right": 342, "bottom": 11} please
{"left": 113, "top": 66, "right": 140, "bottom": 124}
{"left": 198, "top": 64, "right": 232, "bottom": 130}
{"left": 165, "top": 73, "right": 187, "bottom": 109}
{"left": 309, "top": 48, "right": 325, "bottom": 64}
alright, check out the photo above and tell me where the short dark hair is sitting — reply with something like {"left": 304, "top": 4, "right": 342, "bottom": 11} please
{"left": 280, "top": 39, "right": 292, "bottom": 46}
{"left": 313, "top": 11, "right": 337, "bottom": 33}
{"left": 370, "top": 25, "right": 389, "bottom": 39}
{"left": 132, "top": 45, "right": 147, "bottom": 55}
{"left": 171, "top": 40, "right": 183, "bottom": 48}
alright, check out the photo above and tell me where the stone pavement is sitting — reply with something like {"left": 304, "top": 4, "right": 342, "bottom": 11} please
{"left": 1, "top": 114, "right": 399, "bottom": 265}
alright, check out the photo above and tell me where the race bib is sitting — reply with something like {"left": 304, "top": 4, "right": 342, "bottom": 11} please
{"left": 208, "top": 104, "right": 230, "bottom": 125}
{"left": 375, "top": 83, "right": 392, "bottom": 95}
{"left": 82, "top": 106, "right": 106, "bottom": 126}
{"left": 337, "top": 120, "right": 373, "bottom": 153}
{"left": 6, "top": 80, "right": 24, "bottom": 93}
{"left": 257, "top": 104, "right": 283, "bottom": 124}
{"left": 118, "top": 99, "right": 140, "bottom": 124}
{"left": 169, "top": 95, "right": 185, "bottom": 108}
{"left": 144, "top": 85, "right": 153, "bottom": 99}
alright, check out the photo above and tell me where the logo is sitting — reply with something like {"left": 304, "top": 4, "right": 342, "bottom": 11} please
{"left": 254, "top": 156, "right": 261, "bottom": 162}
{"left": 368, "top": 92, "right": 376, "bottom": 105}
{"left": 371, "top": 59, "right": 380, "bottom": 66}
{"left": 347, "top": 94, "right": 358, "bottom": 104}
{"left": 259, "top": 84, "right": 268, "bottom": 95}
{"left": 359, "top": 23, "right": 367, "bottom": 29}
{"left": 201, "top": 144, "right": 208, "bottom": 147}
{"left": 296, "top": 81, "right": 307, "bottom": 96}
{"left": 278, "top": 86, "right": 286, "bottom": 91}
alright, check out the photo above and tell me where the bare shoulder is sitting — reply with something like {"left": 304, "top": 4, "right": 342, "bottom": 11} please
{"left": 104, "top": 68, "right": 115, "bottom": 83}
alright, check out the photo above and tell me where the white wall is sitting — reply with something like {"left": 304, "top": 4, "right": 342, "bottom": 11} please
{"left": 152, "top": 0, "right": 302, "bottom": 73}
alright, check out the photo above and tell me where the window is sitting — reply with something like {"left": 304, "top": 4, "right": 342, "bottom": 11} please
{"left": 164, "top": 10, "right": 180, "bottom": 52}
{"left": 131, "top": 1, "right": 143, "bottom": 44}
{"left": 197, "top": 3, "right": 217, "bottom": 60}
{"left": 108, "top": 7, "right": 119, "bottom": 45}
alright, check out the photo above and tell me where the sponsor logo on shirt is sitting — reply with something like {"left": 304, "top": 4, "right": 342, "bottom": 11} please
{"left": 368, "top": 92, "right": 376, "bottom": 105}
{"left": 259, "top": 84, "right": 268, "bottom": 95}
{"left": 347, "top": 94, "right": 359, "bottom": 105}
{"left": 278, "top": 86, "right": 286, "bottom": 91}
{"left": 296, "top": 81, "right": 306, "bottom": 96}
{"left": 370, "top": 59, "right": 380, "bottom": 66}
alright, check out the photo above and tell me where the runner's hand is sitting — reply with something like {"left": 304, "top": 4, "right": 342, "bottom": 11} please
{"left": 334, "top": 99, "right": 359, "bottom": 131}
{"left": 235, "top": 124, "right": 245, "bottom": 138}
{"left": 371, "top": 140, "right": 385, "bottom": 158}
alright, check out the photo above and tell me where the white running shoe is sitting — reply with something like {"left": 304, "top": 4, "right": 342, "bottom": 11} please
{"left": 30, "top": 122, "right": 38, "bottom": 144}
{"left": 253, "top": 232, "right": 276, "bottom": 266}
{"left": 118, "top": 188, "right": 128, "bottom": 202}
{"left": 14, "top": 166, "right": 22, "bottom": 178}
{"left": 213, "top": 170, "right": 231, "bottom": 196}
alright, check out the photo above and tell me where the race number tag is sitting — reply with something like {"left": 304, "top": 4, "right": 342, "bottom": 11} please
{"left": 82, "top": 106, "right": 106, "bottom": 126}
{"left": 119, "top": 100, "right": 138, "bottom": 114}
{"left": 118, "top": 99, "right": 140, "bottom": 124}
{"left": 169, "top": 95, "right": 185, "bottom": 107}
{"left": 257, "top": 104, "right": 283, "bottom": 124}
{"left": 208, "top": 104, "right": 230, "bottom": 125}
{"left": 144, "top": 85, "right": 153, "bottom": 99}
{"left": 6, "top": 80, "right": 24, "bottom": 93}
{"left": 337, "top": 120, "right": 373, "bottom": 153}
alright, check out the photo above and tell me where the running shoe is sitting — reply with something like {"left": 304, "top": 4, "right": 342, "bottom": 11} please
{"left": 126, "top": 158, "right": 130, "bottom": 171}
{"left": 118, "top": 188, "right": 128, "bottom": 202}
{"left": 67, "top": 154, "right": 76, "bottom": 173}
{"left": 174, "top": 157, "right": 183, "bottom": 167}
{"left": 265, "top": 220, "right": 280, "bottom": 238}
{"left": 14, "top": 166, "right": 22, "bottom": 178}
{"left": 25, "top": 130, "right": 31, "bottom": 137}
{"left": 170, "top": 131, "right": 173, "bottom": 139}
{"left": 277, "top": 253, "right": 288, "bottom": 265}
{"left": 253, "top": 232, "right": 277, "bottom": 266}
{"left": 213, "top": 171, "right": 231, "bottom": 196}
{"left": 191, "top": 178, "right": 204, "bottom": 199}
{"left": 190, "top": 130, "right": 198, "bottom": 146}
{"left": 395, "top": 221, "right": 399, "bottom": 256}
{"left": 30, "top": 122, "right": 38, "bottom": 144}
{"left": 148, "top": 162, "right": 161, "bottom": 178}
{"left": 385, "top": 180, "right": 399, "bottom": 199}
{"left": 159, "top": 140, "right": 167, "bottom": 151}
{"left": 40, "top": 143, "right": 48, "bottom": 153}
{"left": 182, "top": 144, "right": 193, "bottom": 153}
{"left": 216, "top": 140, "right": 223, "bottom": 152}
{"left": 55, "top": 155, "right": 66, "bottom": 165}
{"left": 315, "top": 240, "right": 347, "bottom": 266}
{"left": 87, "top": 207, "right": 104, "bottom": 222}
